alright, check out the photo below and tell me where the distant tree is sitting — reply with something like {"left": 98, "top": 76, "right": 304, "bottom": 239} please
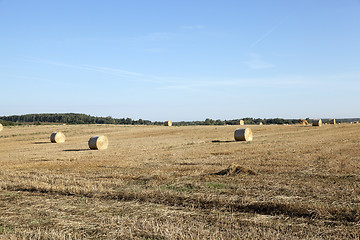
{"left": 214, "top": 119, "right": 224, "bottom": 125}
{"left": 124, "top": 118, "right": 132, "bottom": 124}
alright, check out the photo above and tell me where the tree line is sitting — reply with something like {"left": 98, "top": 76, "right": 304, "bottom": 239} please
{"left": 0, "top": 113, "right": 154, "bottom": 126}
{"left": 0, "top": 113, "right": 355, "bottom": 126}
{"left": 0, "top": 113, "right": 299, "bottom": 126}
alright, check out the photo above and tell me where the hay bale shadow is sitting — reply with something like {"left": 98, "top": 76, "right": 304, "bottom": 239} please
{"left": 63, "top": 149, "right": 91, "bottom": 152}
{"left": 212, "top": 140, "right": 235, "bottom": 143}
{"left": 34, "top": 142, "right": 51, "bottom": 144}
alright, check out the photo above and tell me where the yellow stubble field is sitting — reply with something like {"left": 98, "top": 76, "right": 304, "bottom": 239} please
{"left": 0, "top": 123, "right": 359, "bottom": 239}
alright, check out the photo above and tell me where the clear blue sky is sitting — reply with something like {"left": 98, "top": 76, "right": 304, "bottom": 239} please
{"left": 1, "top": 0, "right": 360, "bottom": 121}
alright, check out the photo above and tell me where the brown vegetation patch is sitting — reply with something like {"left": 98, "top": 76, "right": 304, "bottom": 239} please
{"left": 214, "top": 164, "right": 256, "bottom": 176}
{"left": 210, "top": 152, "right": 233, "bottom": 156}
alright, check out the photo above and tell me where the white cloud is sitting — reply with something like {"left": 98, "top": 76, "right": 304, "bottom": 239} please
{"left": 159, "top": 72, "right": 360, "bottom": 93}
{"left": 146, "top": 32, "right": 173, "bottom": 40}
{"left": 249, "top": 17, "right": 287, "bottom": 49}
{"left": 250, "top": 27, "right": 276, "bottom": 49}
{"left": 244, "top": 53, "right": 275, "bottom": 69}
{"left": 21, "top": 56, "right": 360, "bottom": 94}
{"left": 24, "top": 56, "right": 142, "bottom": 76}
{"left": 82, "top": 65, "right": 143, "bottom": 77}
{"left": 22, "top": 56, "right": 178, "bottom": 84}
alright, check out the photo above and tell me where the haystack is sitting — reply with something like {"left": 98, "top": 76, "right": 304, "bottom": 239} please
{"left": 164, "top": 121, "right": 172, "bottom": 126}
{"left": 88, "top": 136, "right": 108, "bottom": 150}
{"left": 50, "top": 132, "right": 66, "bottom": 143}
{"left": 329, "top": 119, "right": 336, "bottom": 124}
{"left": 258, "top": 122, "right": 263, "bottom": 125}
{"left": 236, "top": 119, "right": 244, "bottom": 125}
{"left": 312, "top": 119, "right": 322, "bottom": 126}
{"left": 0, "top": 123, "right": 3, "bottom": 132}
{"left": 299, "top": 119, "right": 308, "bottom": 125}
{"left": 234, "top": 128, "right": 253, "bottom": 141}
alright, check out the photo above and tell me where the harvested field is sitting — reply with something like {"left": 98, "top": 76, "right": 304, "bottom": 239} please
{"left": 0, "top": 124, "right": 360, "bottom": 239}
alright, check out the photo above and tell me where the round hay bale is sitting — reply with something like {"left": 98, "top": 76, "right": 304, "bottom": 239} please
{"left": 312, "top": 119, "right": 322, "bottom": 126}
{"left": 258, "top": 122, "right": 263, "bottom": 125}
{"left": 236, "top": 119, "right": 244, "bottom": 125}
{"left": 50, "top": 132, "right": 66, "bottom": 143}
{"left": 0, "top": 123, "right": 3, "bottom": 132}
{"left": 88, "top": 135, "right": 108, "bottom": 150}
{"left": 234, "top": 128, "right": 253, "bottom": 141}
{"left": 329, "top": 119, "right": 336, "bottom": 124}
{"left": 164, "top": 121, "right": 172, "bottom": 126}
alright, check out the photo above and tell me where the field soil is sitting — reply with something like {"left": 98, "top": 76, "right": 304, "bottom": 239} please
{"left": 0, "top": 124, "right": 359, "bottom": 239}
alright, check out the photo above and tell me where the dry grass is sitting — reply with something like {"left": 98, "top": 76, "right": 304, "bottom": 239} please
{"left": 0, "top": 124, "right": 359, "bottom": 239}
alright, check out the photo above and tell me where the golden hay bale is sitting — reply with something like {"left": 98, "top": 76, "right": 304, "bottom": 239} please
{"left": 236, "top": 119, "right": 244, "bottom": 125}
{"left": 88, "top": 135, "right": 108, "bottom": 150}
{"left": 234, "top": 128, "right": 253, "bottom": 141}
{"left": 50, "top": 132, "right": 66, "bottom": 143}
{"left": 258, "top": 122, "right": 263, "bottom": 125}
{"left": 312, "top": 119, "right": 322, "bottom": 126}
{"left": 329, "top": 119, "right": 336, "bottom": 124}
{"left": 299, "top": 119, "right": 308, "bottom": 125}
{"left": 0, "top": 123, "right": 3, "bottom": 132}
{"left": 164, "top": 121, "right": 172, "bottom": 126}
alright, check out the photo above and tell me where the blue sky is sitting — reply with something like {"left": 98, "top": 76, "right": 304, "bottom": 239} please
{"left": 1, "top": 0, "right": 360, "bottom": 121}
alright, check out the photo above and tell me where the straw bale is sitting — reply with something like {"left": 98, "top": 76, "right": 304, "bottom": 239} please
{"left": 164, "top": 121, "right": 172, "bottom": 126}
{"left": 236, "top": 120, "right": 244, "bottom": 125}
{"left": 234, "top": 128, "right": 253, "bottom": 141}
{"left": 258, "top": 122, "right": 263, "bottom": 125}
{"left": 0, "top": 123, "right": 3, "bottom": 132}
{"left": 88, "top": 135, "right": 108, "bottom": 150}
{"left": 50, "top": 132, "right": 66, "bottom": 143}
{"left": 329, "top": 119, "right": 336, "bottom": 124}
{"left": 312, "top": 119, "right": 322, "bottom": 126}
